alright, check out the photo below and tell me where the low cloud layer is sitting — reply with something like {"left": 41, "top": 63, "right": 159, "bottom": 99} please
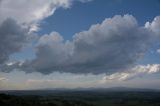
{"left": 102, "top": 64, "right": 160, "bottom": 82}
{"left": 15, "top": 15, "right": 160, "bottom": 74}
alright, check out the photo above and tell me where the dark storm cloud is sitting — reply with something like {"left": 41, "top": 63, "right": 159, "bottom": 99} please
{"left": 0, "top": 19, "right": 33, "bottom": 64}
{"left": 17, "top": 15, "right": 160, "bottom": 74}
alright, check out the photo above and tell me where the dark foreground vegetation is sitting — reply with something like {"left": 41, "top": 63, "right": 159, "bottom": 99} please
{"left": 0, "top": 89, "right": 160, "bottom": 106}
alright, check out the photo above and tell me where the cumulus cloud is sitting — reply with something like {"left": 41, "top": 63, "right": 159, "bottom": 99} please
{"left": 145, "top": 16, "right": 160, "bottom": 36}
{"left": 0, "top": 0, "right": 92, "bottom": 32}
{"left": 102, "top": 64, "right": 160, "bottom": 82}
{"left": 13, "top": 15, "right": 159, "bottom": 74}
{"left": 0, "top": 0, "right": 91, "bottom": 70}
{"left": 0, "top": 0, "right": 71, "bottom": 31}
{"left": 1, "top": 15, "right": 160, "bottom": 75}
{"left": 0, "top": 19, "right": 33, "bottom": 65}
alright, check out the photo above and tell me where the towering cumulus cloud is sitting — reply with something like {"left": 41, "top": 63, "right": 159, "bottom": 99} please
{"left": 18, "top": 15, "right": 160, "bottom": 74}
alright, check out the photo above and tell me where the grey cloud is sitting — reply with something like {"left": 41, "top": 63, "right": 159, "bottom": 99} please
{"left": 0, "top": 0, "right": 94, "bottom": 73}
{"left": 0, "top": 0, "right": 91, "bottom": 68}
{"left": 0, "top": 19, "right": 33, "bottom": 65}
{"left": 18, "top": 15, "right": 160, "bottom": 74}
{"left": 70, "top": 15, "right": 150, "bottom": 74}
{"left": 3, "top": 15, "right": 160, "bottom": 75}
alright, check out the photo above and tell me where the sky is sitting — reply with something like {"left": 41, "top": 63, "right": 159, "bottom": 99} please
{"left": 0, "top": 0, "right": 160, "bottom": 90}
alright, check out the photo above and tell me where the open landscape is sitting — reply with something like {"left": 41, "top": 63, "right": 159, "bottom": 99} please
{"left": 1, "top": 88, "right": 160, "bottom": 106}
{"left": 0, "top": 0, "right": 160, "bottom": 106}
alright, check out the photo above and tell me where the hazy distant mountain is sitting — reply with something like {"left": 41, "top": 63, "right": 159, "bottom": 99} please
{"left": 69, "top": 87, "right": 160, "bottom": 92}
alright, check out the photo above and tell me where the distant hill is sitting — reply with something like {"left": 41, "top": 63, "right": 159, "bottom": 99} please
{"left": 0, "top": 87, "right": 159, "bottom": 96}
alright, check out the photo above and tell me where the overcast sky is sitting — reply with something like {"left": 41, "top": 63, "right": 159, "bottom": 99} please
{"left": 0, "top": 0, "right": 160, "bottom": 90}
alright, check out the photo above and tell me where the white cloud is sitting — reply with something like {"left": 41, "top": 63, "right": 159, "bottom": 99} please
{"left": 145, "top": 16, "right": 160, "bottom": 36}
{"left": 0, "top": 0, "right": 92, "bottom": 32}
{"left": 0, "top": 0, "right": 72, "bottom": 31}
{"left": 102, "top": 64, "right": 160, "bottom": 82}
